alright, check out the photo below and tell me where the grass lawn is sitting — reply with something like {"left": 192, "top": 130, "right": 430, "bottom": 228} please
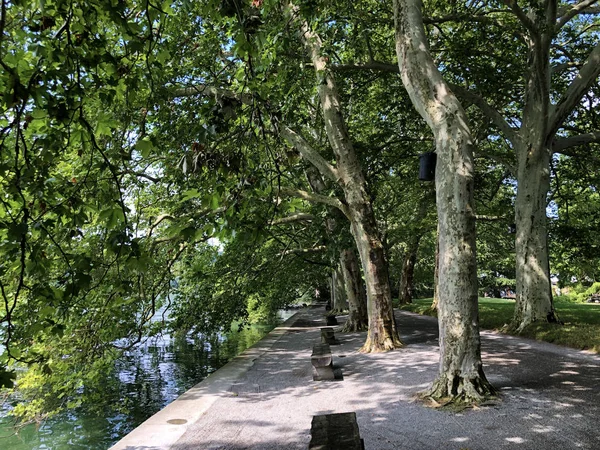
{"left": 399, "top": 298, "right": 600, "bottom": 354}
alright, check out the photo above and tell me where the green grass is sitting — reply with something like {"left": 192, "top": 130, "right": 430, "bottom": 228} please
{"left": 400, "top": 297, "right": 600, "bottom": 354}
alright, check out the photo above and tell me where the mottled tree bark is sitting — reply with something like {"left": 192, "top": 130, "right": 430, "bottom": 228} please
{"left": 430, "top": 226, "right": 439, "bottom": 312}
{"left": 398, "top": 237, "right": 420, "bottom": 305}
{"left": 509, "top": 4, "right": 557, "bottom": 331}
{"left": 331, "top": 264, "right": 348, "bottom": 314}
{"left": 512, "top": 136, "right": 555, "bottom": 330}
{"left": 398, "top": 199, "right": 429, "bottom": 305}
{"left": 394, "top": 0, "right": 494, "bottom": 402}
{"left": 451, "top": 5, "right": 600, "bottom": 331}
{"left": 288, "top": 3, "right": 402, "bottom": 352}
{"left": 340, "top": 248, "right": 368, "bottom": 331}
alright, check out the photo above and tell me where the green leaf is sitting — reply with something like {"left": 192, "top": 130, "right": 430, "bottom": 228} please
{"left": 210, "top": 193, "right": 220, "bottom": 210}
{"left": 40, "top": 305, "right": 55, "bottom": 317}
{"left": 156, "top": 49, "right": 170, "bottom": 64}
{"left": 181, "top": 189, "right": 202, "bottom": 202}
{"left": 135, "top": 138, "right": 154, "bottom": 158}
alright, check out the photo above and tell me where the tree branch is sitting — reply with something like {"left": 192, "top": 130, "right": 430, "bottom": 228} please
{"left": 280, "top": 126, "right": 340, "bottom": 184}
{"left": 499, "top": 0, "right": 539, "bottom": 39}
{"left": 475, "top": 214, "right": 506, "bottom": 221}
{"left": 277, "top": 246, "right": 326, "bottom": 257}
{"left": 333, "top": 61, "right": 399, "bottom": 74}
{"left": 117, "top": 170, "right": 160, "bottom": 183}
{"left": 550, "top": 41, "right": 600, "bottom": 135}
{"left": 271, "top": 213, "right": 315, "bottom": 225}
{"left": 332, "top": 61, "right": 519, "bottom": 149}
{"left": 448, "top": 84, "right": 521, "bottom": 147}
{"left": 552, "top": 132, "right": 600, "bottom": 153}
{"left": 423, "top": 10, "right": 511, "bottom": 25}
{"left": 557, "top": 0, "right": 599, "bottom": 30}
{"left": 278, "top": 187, "right": 349, "bottom": 218}
{"left": 170, "top": 84, "right": 253, "bottom": 105}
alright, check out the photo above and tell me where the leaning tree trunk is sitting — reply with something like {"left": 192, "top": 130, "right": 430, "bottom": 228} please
{"left": 291, "top": 4, "right": 402, "bottom": 352}
{"left": 340, "top": 248, "right": 368, "bottom": 331}
{"left": 349, "top": 198, "right": 402, "bottom": 352}
{"left": 512, "top": 137, "right": 556, "bottom": 331}
{"left": 394, "top": 0, "right": 494, "bottom": 402}
{"left": 398, "top": 237, "right": 420, "bottom": 305}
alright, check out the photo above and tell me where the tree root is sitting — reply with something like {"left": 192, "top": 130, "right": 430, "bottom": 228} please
{"left": 340, "top": 319, "right": 368, "bottom": 332}
{"left": 359, "top": 333, "right": 403, "bottom": 353}
{"left": 420, "top": 372, "right": 497, "bottom": 408}
{"left": 507, "top": 311, "right": 564, "bottom": 334}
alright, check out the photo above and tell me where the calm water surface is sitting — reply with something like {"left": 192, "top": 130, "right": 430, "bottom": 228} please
{"left": 0, "top": 311, "right": 295, "bottom": 449}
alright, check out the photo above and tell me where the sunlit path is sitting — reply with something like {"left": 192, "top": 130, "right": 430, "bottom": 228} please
{"left": 112, "top": 304, "right": 600, "bottom": 450}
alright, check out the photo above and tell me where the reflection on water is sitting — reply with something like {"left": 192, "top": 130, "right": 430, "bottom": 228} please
{"left": 0, "top": 312, "right": 294, "bottom": 449}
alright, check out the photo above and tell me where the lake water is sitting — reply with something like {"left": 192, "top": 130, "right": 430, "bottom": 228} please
{"left": 0, "top": 311, "right": 295, "bottom": 449}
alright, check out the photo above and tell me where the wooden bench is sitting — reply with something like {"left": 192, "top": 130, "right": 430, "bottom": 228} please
{"left": 309, "top": 412, "right": 364, "bottom": 450}
{"left": 311, "top": 343, "right": 335, "bottom": 381}
{"left": 321, "top": 327, "right": 339, "bottom": 345}
{"left": 325, "top": 315, "right": 338, "bottom": 326}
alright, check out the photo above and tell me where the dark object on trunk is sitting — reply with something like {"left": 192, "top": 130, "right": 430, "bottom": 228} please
{"left": 309, "top": 412, "right": 365, "bottom": 450}
{"left": 419, "top": 152, "right": 436, "bottom": 181}
{"left": 311, "top": 343, "right": 335, "bottom": 381}
{"left": 326, "top": 315, "right": 338, "bottom": 326}
{"left": 321, "top": 328, "right": 339, "bottom": 345}
{"left": 508, "top": 223, "right": 516, "bottom": 234}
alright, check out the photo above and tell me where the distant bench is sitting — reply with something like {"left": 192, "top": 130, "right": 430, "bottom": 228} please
{"left": 311, "top": 343, "right": 335, "bottom": 381}
{"left": 321, "top": 327, "right": 339, "bottom": 345}
{"left": 309, "top": 412, "right": 364, "bottom": 450}
{"left": 325, "top": 315, "right": 338, "bottom": 326}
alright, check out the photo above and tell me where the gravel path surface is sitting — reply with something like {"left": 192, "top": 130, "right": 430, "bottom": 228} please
{"left": 118, "top": 304, "right": 600, "bottom": 450}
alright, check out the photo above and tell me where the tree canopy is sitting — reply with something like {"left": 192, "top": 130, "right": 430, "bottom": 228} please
{"left": 1, "top": 0, "right": 599, "bottom": 418}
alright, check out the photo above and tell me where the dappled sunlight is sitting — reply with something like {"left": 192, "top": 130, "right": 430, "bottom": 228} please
{"left": 552, "top": 369, "right": 580, "bottom": 375}
{"left": 531, "top": 424, "right": 557, "bottom": 433}
{"left": 157, "top": 308, "right": 600, "bottom": 449}
{"left": 506, "top": 436, "right": 527, "bottom": 443}
{"left": 481, "top": 351, "right": 521, "bottom": 366}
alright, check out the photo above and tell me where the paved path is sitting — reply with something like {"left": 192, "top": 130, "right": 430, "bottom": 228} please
{"left": 113, "top": 305, "right": 600, "bottom": 450}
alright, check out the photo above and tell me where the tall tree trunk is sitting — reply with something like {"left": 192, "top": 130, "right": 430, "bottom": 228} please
{"left": 340, "top": 248, "right": 368, "bottom": 331}
{"left": 398, "top": 197, "right": 430, "bottom": 305}
{"left": 430, "top": 228, "right": 439, "bottom": 312}
{"left": 394, "top": 0, "right": 494, "bottom": 402}
{"left": 510, "top": 9, "right": 558, "bottom": 331}
{"left": 331, "top": 263, "right": 347, "bottom": 313}
{"left": 289, "top": 3, "right": 402, "bottom": 352}
{"left": 349, "top": 204, "right": 401, "bottom": 351}
{"left": 512, "top": 138, "right": 556, "bottom": 330}
{"left": 398, "top": 237, "right": 420, "bottom": 305}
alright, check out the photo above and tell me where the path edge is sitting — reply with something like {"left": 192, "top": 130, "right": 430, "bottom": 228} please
{"left": 109, "top": 308, "right": 308, "bottom": 450}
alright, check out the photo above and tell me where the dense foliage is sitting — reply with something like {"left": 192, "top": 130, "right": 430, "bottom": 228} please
{"left": 0, "top": 0, "right": 598, "bottom": 420}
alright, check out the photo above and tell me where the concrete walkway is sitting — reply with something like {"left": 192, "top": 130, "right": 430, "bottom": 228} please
{"left": 112, "top": 305, "right": 600, "bottom": 450}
